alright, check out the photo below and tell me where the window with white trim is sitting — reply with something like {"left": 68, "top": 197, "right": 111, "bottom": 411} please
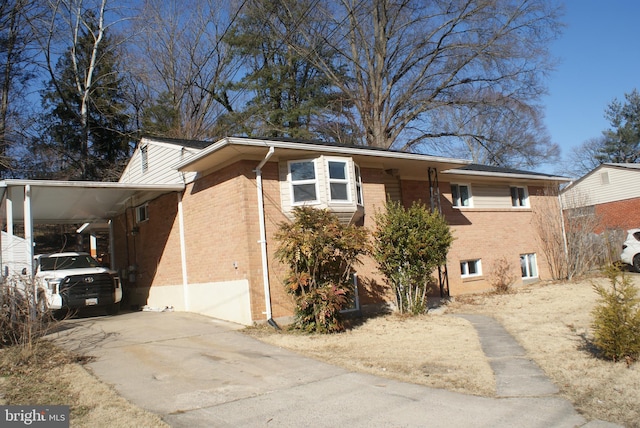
{"left": 327, "top": 160, "right": 350, "bottom": 202}
{"left": 141, "top": 145, "right": 148, "bottom": 173}
{"left": 510, "top": 186, "right": 529, "bottom": 207}
{"left": 289, "top": 160, "right": 318, "bottom": 204}
{"left": 451, "top": 184, "right": 472, "bottom": 207}
{"left": 520, "top": 253, "right": 537, "bottom": 278}
{"left": 460, "top": 259, "right": 482, "bottom": 277}
{"left": 355, "top": 164, "right": 363, "bottom": 205}
{"left": 136, "top": 203, "right": 149, "bottom": 223}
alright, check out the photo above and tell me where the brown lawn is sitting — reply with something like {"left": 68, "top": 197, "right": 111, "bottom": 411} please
{"left": 245, "top": 274, "right": 640, "bottom": 428}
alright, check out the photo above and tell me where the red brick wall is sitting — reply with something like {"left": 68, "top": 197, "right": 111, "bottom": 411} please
{"left": 112, "top": 192, "right": 182, "bottom": 304}
{"left": 594, "top": 197, "right": 640, "bottom": 232}
{"left": 113, "top": 162, "right": 561, "bottom": 319}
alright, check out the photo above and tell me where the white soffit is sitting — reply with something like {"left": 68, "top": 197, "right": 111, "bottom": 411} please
{"left": 0, "top": 180, "right": 183, "bottom": 224}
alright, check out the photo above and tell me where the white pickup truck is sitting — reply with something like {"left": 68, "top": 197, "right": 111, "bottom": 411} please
{"left": 34, "top": 252, "right": 122, "bottom": 315}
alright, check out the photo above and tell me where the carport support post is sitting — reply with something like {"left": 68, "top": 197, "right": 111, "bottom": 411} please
{"left": 5, "top": 190, "right": 13, "bottom": 274}
{"left": 24, "top": 185, "right": 34, "bottom": 278}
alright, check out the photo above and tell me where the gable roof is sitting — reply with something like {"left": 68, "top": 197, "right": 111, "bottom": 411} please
{"left": 444, "top": 164, "right": 569, "bottom": 181}
{"left": 561, "top": 162, "right": 640, "bottom": 193}
{"left": 139, "top": 135, "right": 212, "bottom": 150}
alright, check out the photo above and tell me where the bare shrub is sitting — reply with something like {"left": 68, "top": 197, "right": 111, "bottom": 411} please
{"left": 488, "top": 257, "right": 517, "bottom": 294}
{"left": 534, "top": 186, "right": 606, "bottom": 280}
{"left": 0, "top": 276, "right": 54, "bottom": 349}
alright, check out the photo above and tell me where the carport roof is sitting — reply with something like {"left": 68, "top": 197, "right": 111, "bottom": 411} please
{"left": 0, "top": 179, "right": 184, "bottom": 224}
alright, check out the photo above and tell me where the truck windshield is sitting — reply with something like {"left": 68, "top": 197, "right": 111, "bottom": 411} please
{"left": 39, "top": 255, "right": 101, "bottom": 271}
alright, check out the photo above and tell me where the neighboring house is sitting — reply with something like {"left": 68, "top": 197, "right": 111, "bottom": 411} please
{"left": 561, "top": 163, "right": 640, "bottom": 233}
{"left": 114, "top": 136, "right": 568, "bottom": 325}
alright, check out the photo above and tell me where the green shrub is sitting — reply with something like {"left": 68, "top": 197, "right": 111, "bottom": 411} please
{"left": 591, "top": 265, "right": 640, "bottom": 362}
{"left": 373, "top": 201, "right": 453, "bottom": 314}
{"left": 275, "top": 207, "right": 368, "bottom": 333}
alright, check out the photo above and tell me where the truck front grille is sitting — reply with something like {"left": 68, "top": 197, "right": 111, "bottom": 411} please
{"left": 59, "top": 273, "right": 116, "bottom": 308}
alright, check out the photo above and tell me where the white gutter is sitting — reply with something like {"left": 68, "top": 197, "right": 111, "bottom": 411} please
{"left": 255, "top": 146, "right": 275, "bottom": 323}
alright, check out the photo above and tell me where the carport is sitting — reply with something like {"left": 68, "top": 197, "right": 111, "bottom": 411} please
{"left": 0, "top": 179, "right": 184, "bottom": 275}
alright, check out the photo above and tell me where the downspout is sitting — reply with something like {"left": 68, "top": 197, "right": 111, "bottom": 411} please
{"left": 178, "top": 192, "right": 189, "bottom": 311}
{"left": 255, "top": 146, "right": 277, "bottom": 328}
{"left": 558, "top": 189, "right": 570, "bottom": 279}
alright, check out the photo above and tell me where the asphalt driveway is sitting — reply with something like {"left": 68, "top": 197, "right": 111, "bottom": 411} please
{"left": 52, "top": 311, "right": 614, "bottom": 427}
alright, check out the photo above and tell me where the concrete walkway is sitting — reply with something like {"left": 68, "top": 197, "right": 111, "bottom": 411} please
{"left": 455, "top": 314, "right": 560, "bottom": 398}
{"left": 52, "top": 311, "right": 621, "bottom": 427}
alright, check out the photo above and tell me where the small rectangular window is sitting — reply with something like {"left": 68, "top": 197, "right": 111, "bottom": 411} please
{"left": 451, "top": 184, "right": 471, "bottom": 207}
{"left": 289, "top": 160, "right": 318, "bottom": 203}
{"left": 460, "top": 259, "right": 482, "bottom": 277}
{"left": 141, "top": 145, "right": 148, "bottom": 173}
{"left": 136, "top": 203, "right": 149, "bottom": 223}
{"left": 520, "top": 253, "right": 537, "bottom": 278}
{"left": 510, "top": 186, "right": 528, "bottom": 207}
{"left": 600, "top": 171, "right": 610, "bottom": 185}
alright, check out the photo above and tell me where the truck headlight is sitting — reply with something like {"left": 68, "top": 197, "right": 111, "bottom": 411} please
{"left": 45, "top": 278, "right": 62, "bottom": 293}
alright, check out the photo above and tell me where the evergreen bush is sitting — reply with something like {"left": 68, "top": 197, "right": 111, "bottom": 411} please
{"left": 275, "top": 207, "right": 368, "bottom": 333}
{"left": 372, "top": 201, "right": 453, "bottom": 314}
{"left": 591, "top": 265, "right": 640, "bottom": 362}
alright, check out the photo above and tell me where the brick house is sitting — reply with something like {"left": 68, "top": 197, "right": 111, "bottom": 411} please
{"left": 560, "top": 163, "right": 640, "bottom": 233}
{"left": 113, "top": 136, "right": 568, "bottom": 325}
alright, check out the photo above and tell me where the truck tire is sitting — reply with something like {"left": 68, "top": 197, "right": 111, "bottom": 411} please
{"left": 106, "top": 301, "right": 121, "bottom": 315}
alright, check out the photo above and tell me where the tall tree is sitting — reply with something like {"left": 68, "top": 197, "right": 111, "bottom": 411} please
{"left": 226, "top": 0, "right": 353, "bottom": 141}
{"left": 291, "top": 0, "right": 561, "bottom": 166}
{"left": 129, "top": 0, "right": 240, "bottom": 140}
{"left": 38, "top": 0, "right": 131, "bottom": 180}
{"left": 597, "top": 89, "right": 640, "bottom": 164}
{"left": 0, "top": 0, "right": 40, "bottom": 175}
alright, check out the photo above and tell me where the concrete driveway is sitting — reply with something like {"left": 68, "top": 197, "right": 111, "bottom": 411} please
{"left": 52, "top": 311, "right": 613, "bottom": 428}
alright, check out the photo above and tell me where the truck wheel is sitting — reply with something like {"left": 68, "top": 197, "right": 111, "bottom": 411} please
{"left": 634, "top": 254, "right": 640, "bottom": 273}
{"left": 106, "top": 302, "right": 121, "bottom": 315}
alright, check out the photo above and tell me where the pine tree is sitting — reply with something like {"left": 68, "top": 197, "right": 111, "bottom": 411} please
{"left": 591, "top": 265, "right": 640, "bottom": 362}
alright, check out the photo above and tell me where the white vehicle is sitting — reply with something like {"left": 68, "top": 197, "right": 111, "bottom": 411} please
{"left": 34, "top": 252, "right": 122, "bottom": 314}
{"left": 621, "top": 229, "right": 640, "bottom": 272}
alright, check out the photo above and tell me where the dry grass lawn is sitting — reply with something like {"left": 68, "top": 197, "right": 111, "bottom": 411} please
{"left": 245, "top": 273, "right": 640, "bottom": 428}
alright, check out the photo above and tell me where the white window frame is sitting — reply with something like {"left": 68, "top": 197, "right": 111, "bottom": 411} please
{"left": 140, "top": 145, "right": 148, "bottom": 173}
{"left": 288, "top": 159, "right": 319, "bottom": 205}
{"left": 136, "top": 203, "right": 149, "bottom": 223}
{"left": 355, "top": 164, "right": 364, "bottom": 206}
{"left": 510, "top": 186, "right": 529, "bottom": 208}
{"left": 326, "top": 158, "right": 351, "bottom": 203}
{"left": 460, "top": 259, "right": 482, "bottom": 278}
{"left": 520, "top": 253, "right": 538, "bottom": 279}
{"left": 451, "top": 183, "right": 472, "bottom": 208}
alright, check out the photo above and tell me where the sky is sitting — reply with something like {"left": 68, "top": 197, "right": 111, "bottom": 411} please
{"left": 542, "top": 1, "right": 640, "bottom": 175}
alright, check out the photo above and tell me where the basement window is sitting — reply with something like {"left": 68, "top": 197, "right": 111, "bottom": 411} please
{"left": 520, "top": 253, "right": 538, "bottom": 279}
{"left": 460, "top": 259, "right": 482, "bottom": 278}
